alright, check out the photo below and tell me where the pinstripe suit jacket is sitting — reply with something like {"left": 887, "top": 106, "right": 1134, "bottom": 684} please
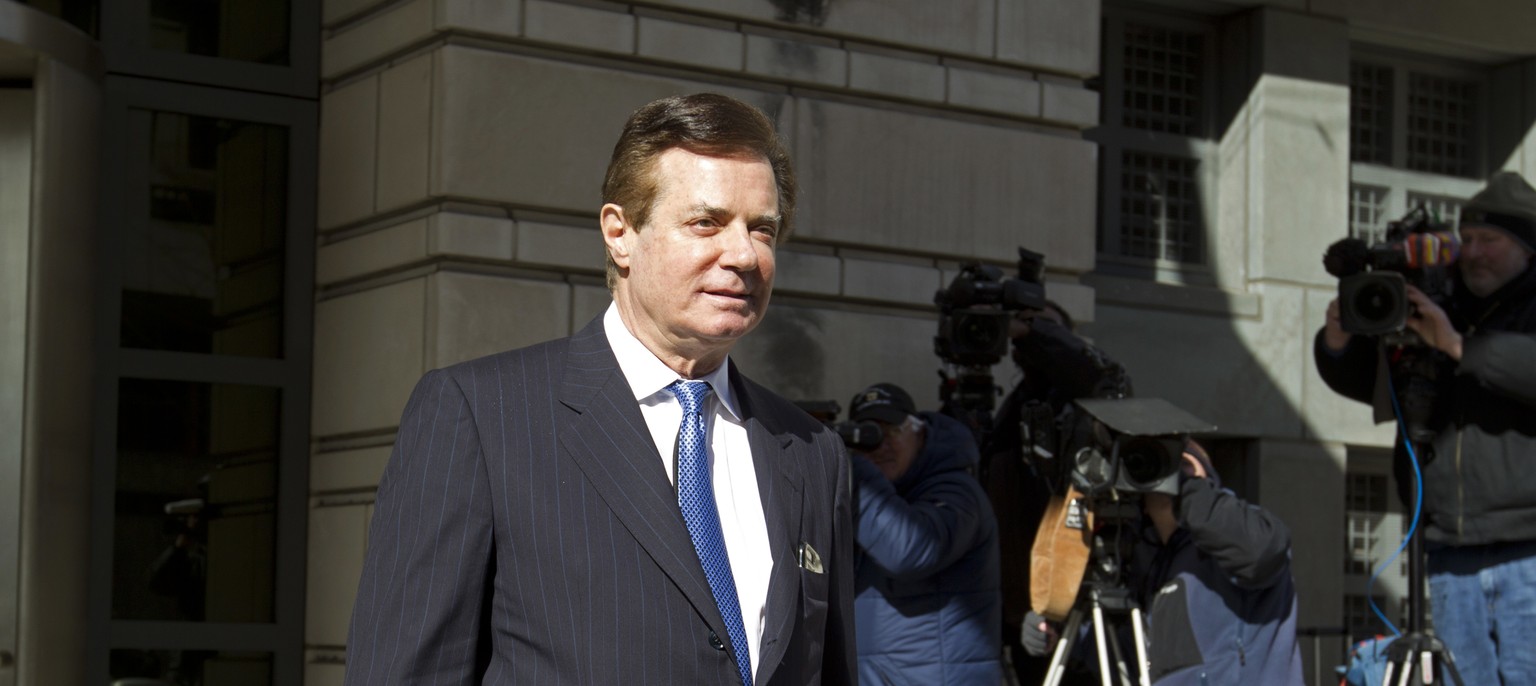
{"left": 343, "top": 315, "right": 857, "bottom": 685}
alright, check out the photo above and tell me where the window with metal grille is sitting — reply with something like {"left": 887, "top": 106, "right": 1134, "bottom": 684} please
{"left": 1346, "top": 516, "right": 1379, "bottom": 576}
{"left": 1347, "top": 54, "right": 1485, "bottom": 241}
{"left": 1351, "top": 63, "right": 1392, "bottom": 165}
{"left": 1350, "top": 183, "right": 1390, "bottom": 243}
{"left": 1097, "top": 12, "right": 1213, "bottom": 271}
{"left": 1121, "top": 151, "right": 1203, "bottom": 263}
{"left": 1347, "top": 473, "right": 1387, "bottom": 512}
{"left": 1345, "top": 594, "right": 1408, "bottom": 642}
{"left": 1343, "top": 449, "right": 1411, "bottom": 642}
{"left": 1407, "top": 73, "right": 1477, "bottom": 177}
{"left": 1405, "top": 191, "right": 1464, "bottom": 230}
{"left": 1121, "top": 23, "right": 1204, "bottom": 136}
{"left": 1345, "top": 473, "right": 1388, "bottom": 576}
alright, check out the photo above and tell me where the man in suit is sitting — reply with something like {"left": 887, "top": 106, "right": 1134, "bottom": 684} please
{"left": 342, "top": 93, "right": 856, "bottom": 685}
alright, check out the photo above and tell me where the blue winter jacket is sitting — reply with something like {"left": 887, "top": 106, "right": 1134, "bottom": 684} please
{"left": 852, "top": 411, "right": 1002, "bottom": 685}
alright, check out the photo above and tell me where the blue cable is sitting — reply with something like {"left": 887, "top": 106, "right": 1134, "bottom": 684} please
{"left": 1364, "top": 373, "right": 1423, "bottom": 638}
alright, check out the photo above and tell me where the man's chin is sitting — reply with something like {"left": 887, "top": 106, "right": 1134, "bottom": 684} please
{"left": 692, "top": 313, "right": 763, "bottom": 343}
{"left": 1463, "top": 274, "right": 1496, "bottom": 297}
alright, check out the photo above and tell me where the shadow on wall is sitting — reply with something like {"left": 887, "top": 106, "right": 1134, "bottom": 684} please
{"left": 771, "top": 0, "right": 832, "bottom": 25}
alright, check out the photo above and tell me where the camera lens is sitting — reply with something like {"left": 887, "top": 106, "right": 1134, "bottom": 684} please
{"left": 1352, "top": 280, "right": 1400, "bottom": 323}
{"left": 1120, "top": 437, "right": 1173, "bottom": 488}
{"left": 958, "top": 313, "right": 1005, "bottom": 349}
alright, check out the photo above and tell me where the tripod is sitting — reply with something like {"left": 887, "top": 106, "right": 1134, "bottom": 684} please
{"left": 1042, "top": 583, "right": 1150, "bottom": 686}
{"left": 1379, "top": 439, "right": 1464, "bottom": 686}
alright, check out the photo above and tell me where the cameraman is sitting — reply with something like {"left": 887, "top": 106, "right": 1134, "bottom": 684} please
{"left": 848, "top": 382, "right": 1003, "bottom": 685}
{"left": 1315, "top": 171, "right": 1536, "bottom": 685}
{"left": 982, "top": 302, "right": 1131, "bottom": 683}
{"left": 1022, "top": 441, "right": 1303, "bottom": 685}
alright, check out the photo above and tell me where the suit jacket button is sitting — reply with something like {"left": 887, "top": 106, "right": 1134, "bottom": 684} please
{"left": 709, "top": 631, "right": 725, "bottom": 650}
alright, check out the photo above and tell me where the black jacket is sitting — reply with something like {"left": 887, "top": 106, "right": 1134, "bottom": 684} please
{"left": 1314, "top": 262, "right": 1536, "bottom": 546}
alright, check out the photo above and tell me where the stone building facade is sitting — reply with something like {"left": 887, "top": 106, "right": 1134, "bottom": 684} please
{"left": 1, "top": 0, "right": 1533, "bottom": 684}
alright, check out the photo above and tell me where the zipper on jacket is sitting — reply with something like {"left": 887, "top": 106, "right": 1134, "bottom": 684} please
{"left": 1456, "top": 426, "right": 1465, "bottom": 540}
{"left": 1452, "top": 321, "right": 1480, "bottom": 543}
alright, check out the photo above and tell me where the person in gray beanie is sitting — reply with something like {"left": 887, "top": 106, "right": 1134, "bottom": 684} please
{"left": 1315, "top": 171, "right": 1536, "bottom": 684}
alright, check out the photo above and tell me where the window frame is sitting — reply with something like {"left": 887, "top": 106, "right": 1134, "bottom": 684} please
{"left": 1093, "top": 7, "right": 1221, "bottom": 283}
{"left": 1341, "top": 447, "right": 1410, "bottom": 642}
{"left": 1348, "top": 47, "right": 1491, "bottom": 240}
{"left": 99, "top": 0, "right": 319, "bottom": 98}
{"left": 87, "top": 74, "right": 316, "bottom": 686}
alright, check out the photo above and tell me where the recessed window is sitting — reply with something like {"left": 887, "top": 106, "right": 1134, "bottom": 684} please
{"left": 1406, "top": 72, "right": 1478, "bottom": 177}
{"left": 120, "top": 111, "right": 288, "bottom": 359}
{"left": 1347, "top": 55, "right": 1486, "bottom": 238}
{"left": 112, "top": 378, "right": 279, "bottom": 624}
{"left": 1121, "top": 23, "right": 1205, "bottom": 136}
{"left": 1119, "top": 151, "right": 1203, "bottom": 263}
{"left": 150, "top": 0, "right": 292, "bottom": 66}
{"left": 111, "top": 649, "right": 273, "bottom": 686}
{"left": 1097, "top": 14, "right": 1214, "bottom": 270}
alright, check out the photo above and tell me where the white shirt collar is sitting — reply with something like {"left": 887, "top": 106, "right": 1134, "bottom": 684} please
{"left": 602, "top": 302, "right": 742, "bottom": 420}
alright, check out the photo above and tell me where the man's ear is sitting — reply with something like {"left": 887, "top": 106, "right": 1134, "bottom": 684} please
{"left": 600, "top": 203, "right": 631, "bottom": 269}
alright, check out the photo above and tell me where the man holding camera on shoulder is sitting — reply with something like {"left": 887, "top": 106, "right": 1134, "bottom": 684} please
{"left": 847, "top": 382, "right": 1003, "bottom": 685}
{"left": 1315, "top": 171, "right": 1536, "bottom": 685}
{"left": 1021, "top": 440, "right": 1303, "bottom": 685}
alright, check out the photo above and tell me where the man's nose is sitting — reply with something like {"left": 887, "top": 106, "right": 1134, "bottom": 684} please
{"left": 717, "top": 223, "right": 759, "bottom": 270}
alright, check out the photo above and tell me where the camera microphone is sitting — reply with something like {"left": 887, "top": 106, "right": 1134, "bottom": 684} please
{"left": 1323, "top": 237, "right": 1370, "bottom": 278}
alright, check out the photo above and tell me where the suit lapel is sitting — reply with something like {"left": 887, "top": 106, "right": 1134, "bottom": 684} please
{"left": 556, "top": 317, "right": 727, "bottom": 636}
{"left": 734, "top": 371, "right": 805, "bottom": 685}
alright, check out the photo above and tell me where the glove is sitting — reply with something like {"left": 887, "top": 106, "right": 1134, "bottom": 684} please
{"left": 1020, "top": 610, "right": 1057, "bottom": 657}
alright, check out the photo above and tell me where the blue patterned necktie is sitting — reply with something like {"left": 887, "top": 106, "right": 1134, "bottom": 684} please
{"left": 670, "top": 380, "right": 753, "bottom": 686}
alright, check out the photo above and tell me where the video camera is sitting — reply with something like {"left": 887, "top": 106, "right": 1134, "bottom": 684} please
{"left": 934, "top": 247, "right": 1050, "bottom": 368}
{"left": 1063, "top": 397, "right": 1217, "bottom": 497}
{"left": 1026, "top": 396, "right": 1216, "bottom": 629}
{"left": 933, "top": 248, "right": 1051, "bottom": 444}
{"left": 1323, "top": 205, "right": 1459, "bottom": 343}
{"left": 794, "top": 400, "right": 884, "bottom": 452}
{"left": 1322, "top": 204, "right": 1459, "bottom": 443}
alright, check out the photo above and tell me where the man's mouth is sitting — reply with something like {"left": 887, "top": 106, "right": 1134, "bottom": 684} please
{"left": 704, "top": 289, "right": 753, "bottom": 301}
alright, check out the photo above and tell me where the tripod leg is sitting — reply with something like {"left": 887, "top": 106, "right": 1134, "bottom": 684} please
{"left": 1043, "top": 609, "right": 1084, "bottom": 686}
{"left": 1092, "top": 601, "right": 1114, "bottom": 686}
{"left": 1440, "top": 649, "right": 1466, "bottom": 686}
{"left": 1129, "top": 607, "right": 1151, "bottom": 686}
{"left": 1104, "top": 621, "right": 1136, "bottom": 686}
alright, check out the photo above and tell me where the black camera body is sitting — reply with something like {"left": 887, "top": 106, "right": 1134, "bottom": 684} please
{"left": 1325, "top": 205, "right": 1459, "bottom": 341}
{"left": 934, "top": 247, "right": 1049, "bottom": 368}
{"left": 1063, "top": 397, "right": 1216, "bottom": 497}
{"left": 794, "top": 400, "right": 884, "bottom": 451}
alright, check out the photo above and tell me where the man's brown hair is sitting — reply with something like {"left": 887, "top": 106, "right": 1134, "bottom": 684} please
{"left": 601, "top": 93, "right": 797, "bottom": 288}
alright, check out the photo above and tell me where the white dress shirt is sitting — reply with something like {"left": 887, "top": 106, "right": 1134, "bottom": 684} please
{"left": 603, "top": 303, "right": 773, "bottom": 678}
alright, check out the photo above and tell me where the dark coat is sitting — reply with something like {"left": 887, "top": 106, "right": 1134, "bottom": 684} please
{"left": 852, "top": 411, "right": 1002, "bottom": 685}
{"left": 1315, "top": 263, "right": 1536, "bottom": 545}
{"left": 344, "top": 315, "right": 857, "bottom": 685}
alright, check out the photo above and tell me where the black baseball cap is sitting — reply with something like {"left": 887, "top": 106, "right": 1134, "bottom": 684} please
{"left": 849, "top": 383, "right": 916, "bottom": 425}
